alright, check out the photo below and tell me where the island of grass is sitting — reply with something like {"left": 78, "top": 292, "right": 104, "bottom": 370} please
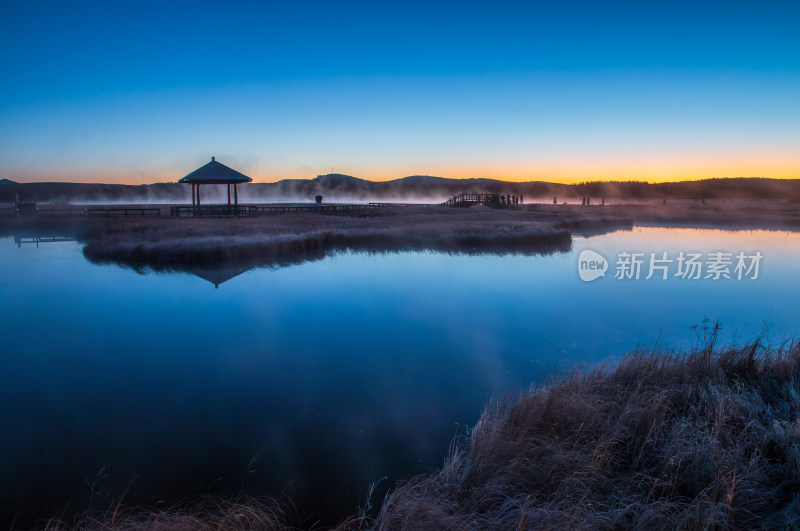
{"left": 0, "top": 205, "right": 634, "bottom": 270}
{"left": 2, "top": 199, "right": 800, "bottom": 272}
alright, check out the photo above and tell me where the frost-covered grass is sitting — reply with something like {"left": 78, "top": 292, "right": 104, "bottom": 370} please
{"left": 372, "top": 332, "right": 800, "bottom": 530}
{"left": 39, "top": 495, "right": 299, "bottom": 531}
{"left": 76, "top": 207, "right": 630, "bottom": 268}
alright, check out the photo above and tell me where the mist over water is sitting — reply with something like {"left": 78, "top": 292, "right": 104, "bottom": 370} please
{"left": 5, "top": 176, "right": 798, "bottom": 207}
{"left": 1, "top": 227, "right": 799, "bottom": 526}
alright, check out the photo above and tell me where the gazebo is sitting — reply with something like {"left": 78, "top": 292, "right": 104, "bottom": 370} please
{"left": 179, "top": 156, "right": 252, "bottom": 207}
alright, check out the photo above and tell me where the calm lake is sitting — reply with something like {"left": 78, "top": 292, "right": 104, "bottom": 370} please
{"left": 1, "top": 226, "right": 799, "bottom": 526}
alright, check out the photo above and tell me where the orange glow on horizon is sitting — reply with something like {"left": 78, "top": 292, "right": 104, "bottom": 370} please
{"left": 8, "top": 172, "right": 799, "bottom": 186}
{"left": 5, "top": 158, "right": 799, "bottom": 185}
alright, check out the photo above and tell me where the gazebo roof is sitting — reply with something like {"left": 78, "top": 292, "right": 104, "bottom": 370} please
{"left": 179, "top": 157, "right": 253, "bottom": 184}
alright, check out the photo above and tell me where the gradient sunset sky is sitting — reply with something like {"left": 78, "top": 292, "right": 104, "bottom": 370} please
{"left": 1, "top": 0, "right": 798, "bottom": 184}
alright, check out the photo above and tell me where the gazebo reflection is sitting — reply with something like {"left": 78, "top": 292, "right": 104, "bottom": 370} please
{"left": 185, "top": 264, "right": 253, "bottom": 289}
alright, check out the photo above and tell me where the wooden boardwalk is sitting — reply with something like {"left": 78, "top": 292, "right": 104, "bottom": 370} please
{"left": 9, "top": 207, "right": 161, "bottom": 218}
{"left": 169, "top": 203, "right": 427, "bottom": 217}
{"left": 14, "top": 235, "right": 77, "bottom": 247}
{"left": 1, "top": 207, "right": 161, "bottom": 217}
{"left": 1, "top": 202, "right": 437, "bottom": 218}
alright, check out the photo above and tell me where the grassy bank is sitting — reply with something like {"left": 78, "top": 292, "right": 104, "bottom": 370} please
{"left": 374, "top": 335, "right": 800, "bottom": 530}
{"left": 33, "top": 336, "right": 800, "bottom": 530}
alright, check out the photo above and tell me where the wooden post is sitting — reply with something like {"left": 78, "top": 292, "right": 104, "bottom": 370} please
{"left": 197, "top": 184, "right": 201, "bottom": 206}
{"left": 234, "top": 184, "right": 238, "bottom": 205}
{"left": 227, "top": 184, "right": 231, "bottom": 205}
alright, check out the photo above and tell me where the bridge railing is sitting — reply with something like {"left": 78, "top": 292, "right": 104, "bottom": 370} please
{"left": 441, "top": 192, "right": 522, "bottom": 208}
{"left": 84, "top": 208, "right": 161, "bottom": 217}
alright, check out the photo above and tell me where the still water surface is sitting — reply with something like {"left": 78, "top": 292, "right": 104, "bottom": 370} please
{"left": 1, "top": 227, "right": 798, "bottom": 524}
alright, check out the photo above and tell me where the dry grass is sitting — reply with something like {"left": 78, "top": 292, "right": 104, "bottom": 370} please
{"left": 370, "top": 331, "right": 800, "bottom": 530}
{"left": 38, "top": 495, "right": 301, "bottom": 531}
{"left": 76, "top": 207, "right": 630, "bottom": 269}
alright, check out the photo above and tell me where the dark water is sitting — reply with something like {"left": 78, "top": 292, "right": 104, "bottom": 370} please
{"left": 1, "top": 227, "right": 799, "bottom": 526}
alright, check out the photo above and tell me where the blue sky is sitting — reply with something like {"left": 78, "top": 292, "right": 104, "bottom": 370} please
{"left": 1, "top": 0, "right": 798, "bottom": 183}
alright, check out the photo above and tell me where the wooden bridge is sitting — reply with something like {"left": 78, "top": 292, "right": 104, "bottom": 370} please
{"left": 441, "top": 192, "right": 523, "bottom": 208}
{"left": 14, "top": 235, "right": 77, "bottom": 248}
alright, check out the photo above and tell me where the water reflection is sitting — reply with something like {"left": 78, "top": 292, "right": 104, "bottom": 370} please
{"left": 1, "top": 227, "right": 799, "bottom": 527}
{"left": 76, "top": 226, "right": 579, "bottom": 287}
{"left": 14, "top": 234, "right": 78, "bottom": 247}
{"left": 11, "top": 229, "right": 78, "bottom": 248}
{"left": 184, "top": 264, "right": 254, "bottom": 288}
{"left": 80, "top": 228, "right": 577, "bottom": 274}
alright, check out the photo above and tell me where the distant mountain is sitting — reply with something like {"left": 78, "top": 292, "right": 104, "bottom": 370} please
{"left": 0, "top": 178, "right": 17, "bottom": 185}
{"left": 1, "top": 176, "right": 798, "bottom": 204}
{"left": 392, "top": 175, "right": 453, "bottom": 186}
{"left": 312, "top": 173, "right": 370, "bottom": 187}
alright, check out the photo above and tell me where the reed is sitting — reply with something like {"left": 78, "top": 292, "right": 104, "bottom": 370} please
{"left": 373, "top": 333, "right": 800, "bottom": 530}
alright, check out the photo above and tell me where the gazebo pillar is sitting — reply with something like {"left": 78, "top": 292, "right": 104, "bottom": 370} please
{"left": 234, "top": 184, "right": 238, "bottom": 205}
{"left": 227, "top": 184, "right": 231, "bottom": 205}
